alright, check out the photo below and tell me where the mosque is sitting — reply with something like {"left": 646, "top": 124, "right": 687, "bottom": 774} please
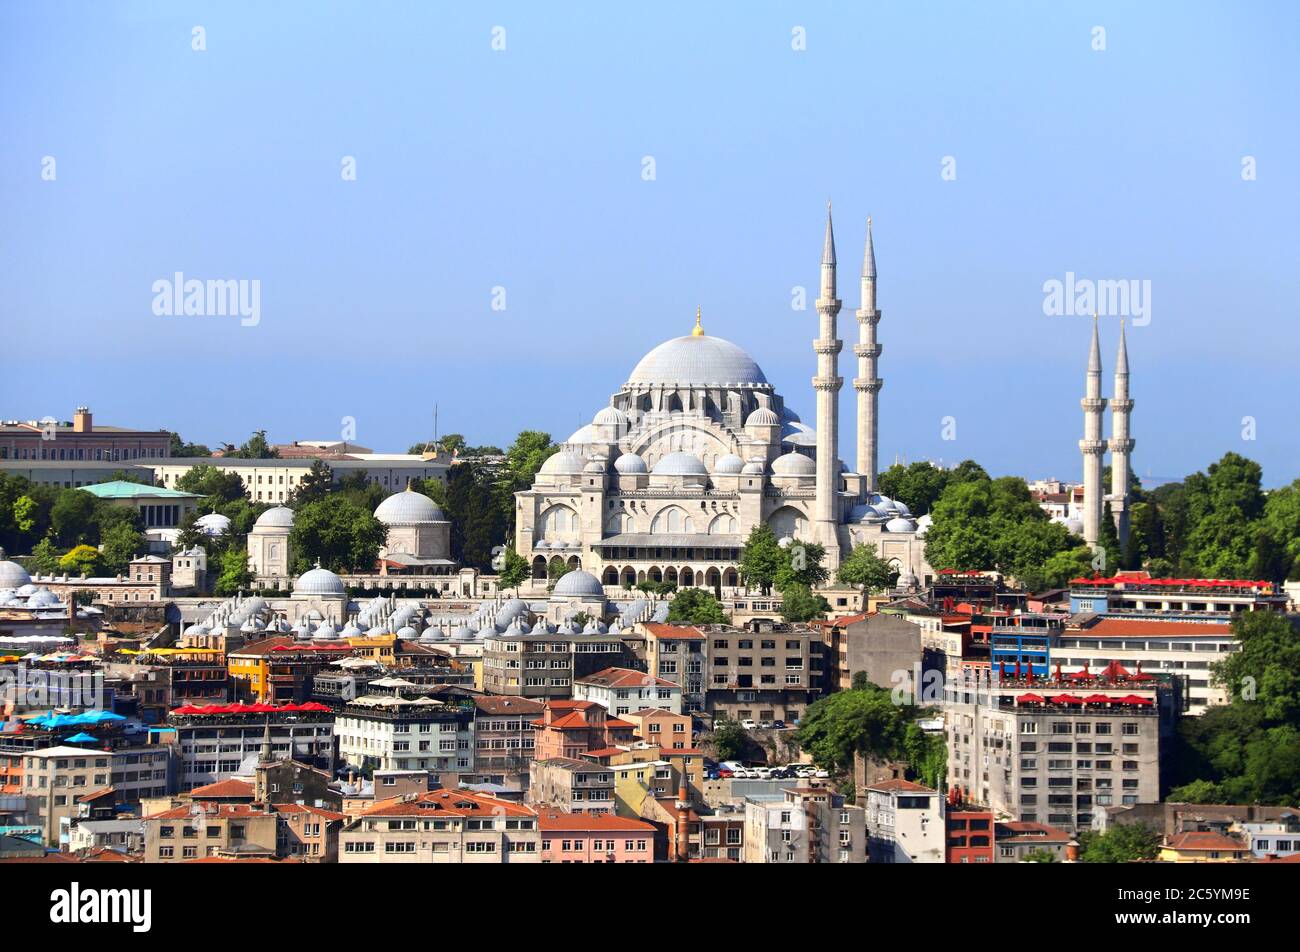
{"left": 514, "top": 207, "right": 932, "bottom": 593}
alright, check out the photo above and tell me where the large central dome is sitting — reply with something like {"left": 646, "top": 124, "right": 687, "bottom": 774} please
{"left": 626, "top": 334, "right": 768, "bottom": 388}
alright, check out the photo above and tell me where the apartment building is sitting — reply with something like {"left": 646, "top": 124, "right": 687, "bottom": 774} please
{"left": 21, "top": 745, "right": 172, "bottom": 847}
{"left": 743, "top": 786, "right": 866, "bottom": 864}
{"left": 167, "top": 706, "right": 336, "bottom": 789}
{"left": 470, "top": 696, "right": 543, "bottom": 783}
{"left": 142, "top": 802, "right": 278, "bottom": 862}
{"left": 573, "top": 666, "right": 682, "bottom": 716}
{"left": 480, "top": 629, "right": 635, "bottom": 699}
{"left": 638, "top": 623, "right": 707, "bottom": 713}
{"left": 335, "top": 695, "right": 474, "bottom": 779}
{"left": 339, "top": 789, "right": 540, "bottom": 864}
{"left": 528, "top": 757, "right": 615, "bottom": 815}
{"left": 865, "top": 779, "right": 944, "bottom": 864}
{"left": 700, "top": 623, "right": 820, "bottom": 724}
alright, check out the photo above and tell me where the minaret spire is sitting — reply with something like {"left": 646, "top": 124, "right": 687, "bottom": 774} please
{"left": 1108, "top": 318, "right": 1134, "bottom": 550}
{"left": 854, "top": 217, "right": 883, "bottom": 488}
{"left": 813, "top": 202, "right": 844, "bottom": 569}
{"left": 1079, "top": 314, "right": 1108, "bottom": 548}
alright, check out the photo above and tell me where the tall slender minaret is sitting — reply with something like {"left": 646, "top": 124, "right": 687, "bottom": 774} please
{"left": 854, "top": 218, "right": 882, "bottom": 488}
{"left": 1108, "top": 318, "right": 1134, "bottom": 549}
{"left": 813, "top": 203, "right": 844, "bottom": 568}
{"left": 1079, "top": 314, "right": 1108, "bottom": 547}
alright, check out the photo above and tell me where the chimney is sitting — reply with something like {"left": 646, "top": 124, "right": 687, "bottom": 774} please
{"left": 73, "top": 406, "right": 92, "bottom": 433}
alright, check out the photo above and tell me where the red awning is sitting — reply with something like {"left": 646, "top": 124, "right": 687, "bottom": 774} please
{"left": 1116, "top": 694, "right": 1153, "bottom": 706}
{"left": 1050, "top": 694, "right": 1085, "bottom": 705}
{"left": 1017, "top": 693, "right": 1046, "bottom": 704}
{"left": 1082, "top": 694, "right": 1112, "bottom": 704}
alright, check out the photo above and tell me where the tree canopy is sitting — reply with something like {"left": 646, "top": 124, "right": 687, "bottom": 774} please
{"left": 289, "top": 495, "right": 387, "bottom": 573}
{"left": 666, "top": 588, "right": 728, "bottom": 625}
{"left": 836, "top": 542, "right": 897, "bottom": 592}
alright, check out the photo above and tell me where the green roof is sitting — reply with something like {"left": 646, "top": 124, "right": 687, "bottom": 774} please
{"left": 79, "top": 480, "right": 199, "bottom": 500}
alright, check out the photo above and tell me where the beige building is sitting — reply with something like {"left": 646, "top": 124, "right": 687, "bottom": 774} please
{"left": 339, "top": 788, "right": 540, "bottom": 863}
{"left": 865, "top": 779, "right": 945, "bottom": 863}
{"left": 743, "top": 786, "right": 866, "bottom": 864}
{"left": 147, "top": 454, "right": 449, "bottom": 505}
{"left": 142, "top": 802, "right": 278, "bottom": 862}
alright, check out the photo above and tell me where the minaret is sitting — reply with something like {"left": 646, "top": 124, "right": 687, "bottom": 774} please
{"left": 854, "top": 217, "right": 882, "bottom": 488}
{"left": 1108, "top": 319, "right": 1134, "bottom": 549}
{"left": 1079, "top": 314, "right": 1107, "bottom": 547}
{"left": 813, "top": 203, "right": 844, "bottom": 568}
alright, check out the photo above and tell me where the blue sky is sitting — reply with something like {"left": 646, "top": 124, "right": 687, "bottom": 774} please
{"left": 2, "top": 2, "right": 1297, "bottom": 485}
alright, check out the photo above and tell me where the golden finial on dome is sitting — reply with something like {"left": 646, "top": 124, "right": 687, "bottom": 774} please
{"left": 692, "top": 305, "right": 704, "bottom": 336}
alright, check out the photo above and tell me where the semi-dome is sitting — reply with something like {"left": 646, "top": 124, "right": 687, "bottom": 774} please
{"left": 0, "top": 551, "right": 32, "bottom": 589}
{"left": 652, "top": 452, "right": 708, "bottom": 476}
{"left": 375, "top": 487, "right": 445, "bottom": 525}
{"left": 626, "top": 334, "right": 768, "bottom": 388}
{"left": 551, "top": 569, "right": 604, "bottom": 598}
{"left": 539, "top": 450, "right": 587, "bottom": 476}
{"left": 613, "top": 453, "right": 648, "bottom": 475}
{"left": 254, "top": 506, "right": 295, "bottom": 530}
{"left": 771, "top": 452, "right": 816, "bottom": 476}
{"left": 294, "top": 566, "right": 346, "bottom": 597}
{"left": 593, "top": 406, "right": 628, "bottom": 427}
{"left": 745, "top": 407, "right": 780, "bottom": 427}
{"left": 712, "top": 454, "right": 745, "bottom": 474}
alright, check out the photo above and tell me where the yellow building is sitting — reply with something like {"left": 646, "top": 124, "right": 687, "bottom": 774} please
{"left": 1158, "top": 831, "right": 1249, "bottom": 863}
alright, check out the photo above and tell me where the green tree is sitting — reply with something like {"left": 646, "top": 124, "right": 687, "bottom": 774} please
{"left": 796, "top": 683, "right": 942, "bottom": 782}
{"left": 228, "top": 429, "right": 279, "bottom": 459}
{"left": 289, "top": 496, "right": 387, "bottom": 573}
{"left": 1078, "top": 824, "right": 1159, "bottom": 863}
{"left": 780, "top": 584, "right": 830, "bottom": 622}
{"left": 836, "top": 542, "right": 897, "bottom": 592}
{"left": 176, "top": 465, "right": 248, "bottom": 506}
{"left": 773, "top": 538, "right": 828, "bottom": 592}
{"left": 58, "top": 544, "right": 102, "bottom": 577}
{"left": 711, "top": 717, "right": 749, "bottom": 762}
{"left": 289, "top": 460, "right": 334, "bottom": 505}
{"left": 1023, "top": 848, "right": 1059, "bottom": 863}
{"left": 30, "top": 537, "right": 62, "bottom": 574}
{"left": 666, "top": 588, "right": 728, "bottom": 624}
{"left": 12, "top": 495, "right": 37, "bottom": 535}
{"left": 99, "top": 521, "right": 144, "bottom": 574}
{"left": 876, "top": 461, "right": 951, "bottom": 516}
{"left": 738, "top": 524, "right": 783, "bottom": 595}
{"left": 496, "top": 546, "right": 529, "bottom": 594}
{"left": 50, "top": 491, "right": 99, "bottom": 547}
{"left": 214, "top": 548, "right": 254, "bottom": 596}
{"left": 169, "top": 432, "right": 212, "bottom": 457}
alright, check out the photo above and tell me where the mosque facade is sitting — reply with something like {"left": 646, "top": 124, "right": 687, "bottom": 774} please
{"left": 514, "top": 207, "right": 932, "bottom": 593}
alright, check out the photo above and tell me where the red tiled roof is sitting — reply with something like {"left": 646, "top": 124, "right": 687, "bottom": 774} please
{"left": 536, "top": 809, "right": 655, "bottom": 833}
{"left": 272, "top": 803, "right": 347, "bottom": 821}
{"left": 996, "top": 821, "right": 1071, "bottom": 844}
{"left": 146, "top": 802, "right": 272, "bottom": 821}
{"left": 188, "top": 779, "right": 255, "bottom": 799}
{"left": 1165, "top": 831, "right": 1247, "bottom": 852}
{"left": 77, "top": 786, "right": 116, "bottom": 803}
{"left": 1084, "top": 619, "right": 1233, "bottom": 638}
{"left": 576, "top": 667, "right": 678, "bottom": 690}
{"left": 641, "top": 623, "right": 704, "bottom": 640}
{"left": 359, "top": 789, "right": 537, "bottom": 819}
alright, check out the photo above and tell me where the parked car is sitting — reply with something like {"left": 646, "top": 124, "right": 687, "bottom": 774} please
{"left": 741, "top": 719, "right": 759, "bottom": 730}
{"left": 771, "top": 719, "right": 786, "bottom": 730}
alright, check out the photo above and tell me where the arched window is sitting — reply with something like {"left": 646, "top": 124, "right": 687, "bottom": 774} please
{"left": 651, "top": 506, "right": 694, "bottom": 534}
{"left": 708, "top": 513, "right": 739, "bottom": 535}
{"left": 539, "top": 504, "right": 579, "bottom": 540}
{"left": 767, "top": 505, "right": 807, "bottom": 540}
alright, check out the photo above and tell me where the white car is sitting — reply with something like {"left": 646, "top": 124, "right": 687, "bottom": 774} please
{"left": 741, "top": 719, "right": 759, "bottom": 730}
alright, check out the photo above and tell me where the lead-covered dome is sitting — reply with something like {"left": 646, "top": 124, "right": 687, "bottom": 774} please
{"left": 713, "top": 454, "right": 745, "bottom": 474}
{"left": 614, "top": 453, "right": 647, "bottom": 475}
{"left": 626, "top": 334, "right": 768, "bottom": 388}
{"left": 771, "top": 452, "right": 816, "bottom": 476}
{"left": 0, "top": 549, "right": 32, "bottom": 589}
{"left": 652, "top": 452, "right": 708, "bottom": 476}
{"left": 254, "top": 506, "right": 295, "bottom": 530}
{"left": 294, "top": 566, "right": 346, "bottom": 597}
{"left": 539, "top": 450, "right": 587, "bottom": 476}
{"left": 375, "top": 487, "right": 446, "bottom": 525}
{"left": 552, "top": 569, "right": 604, "bottom": 597}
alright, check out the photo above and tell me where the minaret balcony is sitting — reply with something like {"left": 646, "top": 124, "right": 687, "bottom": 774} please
{"left": 812, "top": 339, "right": 843, "bottom": 355}
{"left": 812, "top": 376, "right": 843, "bottom": 391}
{"left": 853, "top": 343, "right": 882, "bottom": 359}
{"left": 1108, "top": 438, "right": 1135, "bottom": 452}
{"left": 1111, "top": 399, "right": 1134, "bottom": 412}
{"left": 1078, "top": 439, "right": 1107, "bottom": 454}
{"left": 853, "top": 378, "right": 883, "bottom": 392}
{"left": 1080, "top": 398, "right": 1107, "bottom": 411}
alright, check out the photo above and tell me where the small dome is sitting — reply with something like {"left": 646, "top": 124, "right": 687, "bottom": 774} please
{"left": 583, "top": 457, "right": 608, "bottom": 474}
{"left": 0, "top": 555, "right": 32, "bottom": 589}
{"left": 712, "top": 454, "right": 745, "bottom": 475}
{"left": 539, "top": 450, "right": 587, "bottom": 476}
{"left": 593, "top": 406, "right": 628, "bottom": 427}
{"left": 551, "top": 569, "right": 604, "bottom": 598}
{"left": 493, "top": 598, "right": 529, "bottom": 629}
{"left": 745, "top": 407, "right": 780, "bottom": 427}
{"left": 254, "top": 506, "right": 296, "bottom": 530}
{"left": 28, "top": 589, "right": 61, "bottom": 608}
{"left": 614, "top": 453, "right": 648, "bottom": 475}
{"left": 195, "top": 513, "right": 231, "bottom": 536}
{"left": 183, "top": 623, "right": 210, "bottom": 637}
{"left": 885, "top": 516, "right": 918, "bottom": 533}
{"left": 651, "top": 452, "right": 707, "bottom": 476}
{"left": 741, "top": 458, "right": 766, "bottom": 475}
{"left": 375, "top": 487, "right": 445, "bottom": 525}
{"left": 771, "top": 452, "right": 815, "bottom": 476}
{"left": 395, "top": 625, "right": 418, "bottom": 641}
{"left": 565, "top": 424, "right": 597, "bottom": 446}
{"left": 294, "top": 566, "right": 346, "bottom": 597}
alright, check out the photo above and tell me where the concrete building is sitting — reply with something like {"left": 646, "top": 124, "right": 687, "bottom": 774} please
{"left": 702, "top": 623, "right": 820, "bottom": 723}
{"left": 334, "top": 694, "right": 474, "bottom": 779}
{"left": 339, "top": 788, "right": 540, "bottom": 863}
{"left": 470, "top": 696, "right": 543, "bottom": 784}
{"left": 865, "top": 779, "right": 944, "bottom": 864}
{"left": 166, "top": 704, "right": 336, "bottom": 789}
{"left": 480, "top": 626, "right": 635, "bottom": 700}
{"left": 142, "top": 802, "right": 278, "bottom": 862}
{"left": 994, "top": 820, "right": 1072, "bottom": 862}
{"left": 528, "top": 757, "right": 615, "bottom": 815}
{"left": 942, "top": 667, "right": 1170, "bottom": 833}
{"left": 743, "top": 785, "right": 866, "bottom": 864}
{"left": 536, "top": 808, "right": 656, "bottom": 863}
{"left": 0, "top": 407, "right": 170, "bottom": 462}
{"left": 573, "top": 666, "right": 682, "bottom": 716}
{"left": 639, "top": 622, "right": 707, "bottom": 713}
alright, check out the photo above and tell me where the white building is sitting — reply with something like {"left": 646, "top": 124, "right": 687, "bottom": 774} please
{"left": 865, "top": 779, "right": 945, "bottom": 863}
{"left": 335, "top": 695, "right": 474, "bottom": 777}
{"left": 573, "top": 666, "right": 682, "bottom": 716}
